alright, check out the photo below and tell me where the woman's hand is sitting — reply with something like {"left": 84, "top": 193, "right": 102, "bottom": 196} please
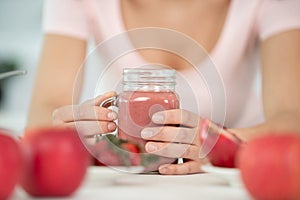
{"left": 141, "top": 109, "right": 208, "bottom": 175}
{"left": 52, "top": 92, "right": 118, "bottom": 139}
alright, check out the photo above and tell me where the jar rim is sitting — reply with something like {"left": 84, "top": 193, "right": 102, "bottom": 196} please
{"left": 123, "top": 67, "right": 175, "bottom": 77}
{"left": 122, "top": 67, "right": 177, "bottom": 91}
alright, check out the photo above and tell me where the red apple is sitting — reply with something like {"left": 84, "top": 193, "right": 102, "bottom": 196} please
{"left": 0, "top": 131, "right": 23, "bottom": 200}
{"left": 200, "top": 119, "right": 242, "bottom": 168}
{"left": 237, "top": 133, "right": 300, "bottom": 200}
{"left": 20, "top": 127, "right": 91, "bottom": 197}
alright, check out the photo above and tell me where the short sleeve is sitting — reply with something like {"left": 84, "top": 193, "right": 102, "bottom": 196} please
{"left": 43, "top": 0, "right": 91, "bottom": 40}
{"left": 257, "top": 0, "right": 300, "bottom": 40}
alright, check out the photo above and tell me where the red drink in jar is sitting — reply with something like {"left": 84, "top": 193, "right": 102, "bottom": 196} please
{"left": 118, "top": 91, "right": 179, "bottom": 143}
{"left": 117, "top": 67, "right": 179, "bottom": 171}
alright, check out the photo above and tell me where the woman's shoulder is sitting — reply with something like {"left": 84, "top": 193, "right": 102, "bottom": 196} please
{"left": 228, "top": 0, "right": 300, "bottom": 40}
{"left": 254, "top": 0, "right": 300, "bottom": 40}
{"left": 43, "top": 0, "right": 117, "bottom": 40}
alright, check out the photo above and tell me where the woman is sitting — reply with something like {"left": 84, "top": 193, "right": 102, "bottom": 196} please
{"left": 27, "top": 0, "right": 300, "bottom": 174}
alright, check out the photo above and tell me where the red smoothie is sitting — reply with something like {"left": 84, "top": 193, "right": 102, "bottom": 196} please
{"left": 118, "top": 91, "right": 180, "bottom": 171}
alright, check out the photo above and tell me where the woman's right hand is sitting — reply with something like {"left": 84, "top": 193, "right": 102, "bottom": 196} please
{"left": 52, "top": 92, "right": 118, "bottom": 139}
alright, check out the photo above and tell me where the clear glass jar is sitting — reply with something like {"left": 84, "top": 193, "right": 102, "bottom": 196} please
{"left": 118, "top": 67, "right": 180, "bottom": 171}
{"left": 118, "top": 67, "right": 179, "bottom": 138}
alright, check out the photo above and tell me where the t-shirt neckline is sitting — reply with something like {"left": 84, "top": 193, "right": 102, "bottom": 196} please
{"left": 112, "top": 0, "right": 236, "bottom": 64}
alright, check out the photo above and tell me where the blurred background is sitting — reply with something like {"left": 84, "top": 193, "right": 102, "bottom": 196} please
{"left": 0, "top": 0, "right": 43, "bottom": 134}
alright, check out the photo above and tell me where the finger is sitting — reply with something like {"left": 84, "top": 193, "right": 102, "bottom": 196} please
{"left": 53, "top": 105, "right": 117, "bottom": 124}
{"left": 57, "top": 121, "right": 117, "bottom": 137}
{"left": 141, "top": 126, "right": 199, "bottom": 145}
{"left": 152, "top": 109, "right": 201, "bottom": 128}
{"left": 84, "top": 91, "right": 117, "bottom": 106}
{"left": 52, "top": 106, "right": 74, "bottom": 125}
{"left": 158, "top": 160, "right": 205, "bottom": 175}
{"left": 145, "top": 142, "right": 199, "bottom": 160}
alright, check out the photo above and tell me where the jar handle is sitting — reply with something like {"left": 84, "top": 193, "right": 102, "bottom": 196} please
{"left": 100, "top": 95, "right": 118, "bottom": 108}
{"left": 87, "top": 95, "right": 119, "bottom": 143}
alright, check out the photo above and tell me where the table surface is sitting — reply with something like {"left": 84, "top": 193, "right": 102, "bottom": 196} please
{"left": 12, "top": 166, "right": 252, "bottom": 200}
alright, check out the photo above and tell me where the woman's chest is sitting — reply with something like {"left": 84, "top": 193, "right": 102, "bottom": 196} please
{"left": 120, "top": 0, "right": 230, "bottom": 70}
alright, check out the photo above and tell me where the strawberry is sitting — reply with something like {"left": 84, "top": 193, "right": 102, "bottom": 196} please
{"left": 92, "top": 136, "right": 123, "bottom": 166}
{"left": 121, "top": 143, "right": 139, "bottom": 153}
{"left": 121, "top": 143, "right": 141, "bottom": 166}
{"left": 91, "top": 135, "right": 160, "bottom": 171}
{"left": 91, "top": 135, "right": 141, "bottom": 167}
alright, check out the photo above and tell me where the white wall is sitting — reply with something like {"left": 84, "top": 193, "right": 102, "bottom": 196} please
{"left": 0, "top": 0, "right": 43, "bottom": 134}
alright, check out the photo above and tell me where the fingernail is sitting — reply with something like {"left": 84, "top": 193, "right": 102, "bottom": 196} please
{"left": 146, "top": 143, "right": 157, "bottom": 152}
{"left": 141, "top": 129, "right": 154, "bottom": 138}
{"left": 107, "top": 112, "right": 117, "bottom": 120}
{"left": 159, "top": 165, "right": 169, "bottom": 174}
{"left": 108, "top": 122, "right": 116, "bottom": 131}
{"left": 152, "top": 113, "right": 164, "bottom": 123}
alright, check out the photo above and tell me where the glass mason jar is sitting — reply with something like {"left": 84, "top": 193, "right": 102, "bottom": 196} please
{"left": 118, "top": 67, "right": 180, "bottom": 142}
{"left": 102, "top": 67, "right": 180, "bottom": 171}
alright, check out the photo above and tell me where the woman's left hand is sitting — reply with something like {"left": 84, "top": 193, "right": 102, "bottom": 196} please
{"left": 141, "top": 109, "right": 208, "bottom": 175}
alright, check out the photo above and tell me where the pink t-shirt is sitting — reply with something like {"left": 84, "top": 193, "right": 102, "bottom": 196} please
{"left": 43, "top": 0, "right": 300, "bottom": 128}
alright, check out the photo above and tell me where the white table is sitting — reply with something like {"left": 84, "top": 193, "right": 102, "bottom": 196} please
{"left": 12, "top": 166, "right": 252, "bottom": 200}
